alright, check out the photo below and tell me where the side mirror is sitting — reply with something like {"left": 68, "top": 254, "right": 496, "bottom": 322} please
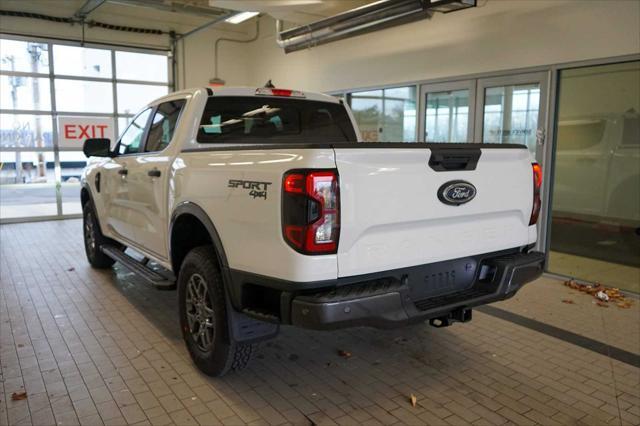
{"left": 83, "top": 138, "right": 112, "bottom": 158}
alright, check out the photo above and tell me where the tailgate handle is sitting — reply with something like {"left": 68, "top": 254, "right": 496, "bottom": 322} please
{"left": 429, "top": 149, "right": 481, "bottom": 172}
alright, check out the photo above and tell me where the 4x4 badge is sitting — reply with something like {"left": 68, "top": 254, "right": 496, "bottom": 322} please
{"left": 438, "top": 180, "right": 477, "bottom": 206}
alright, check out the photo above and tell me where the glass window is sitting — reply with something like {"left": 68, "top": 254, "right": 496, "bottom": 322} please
{"left": 549, "top": 60, "right": 640, "bottom": 293}
{"left": 0, "top": 151, "right": 58, "bottom": 219}
{"left": 0, "top": 76, "right": 51, "bottom": 111}
{"left": 425, "top": 89, "right": 469, "bottom": 142}
{"left": 0, "top": 36, "right": 172, "bottom": 222}
{"left": 482, "top": 84, "right": 540, "bottom": 152}
{"left": 117, "top": 83, "right": 168, "bottom": 115}
{"left": 350, "top": 89, "right": 382, "bottom": 142}
{"left": 59, "top": 151, "right": 87, "bottom": 215}
{"left": 622, "top": 115, "right": 639, "bottom": 146}
{"left": 115, "top": 51, "right": 168, "bottom": 83}
{"left": 145, "top": 99, "right": 186, "bottom": 152}
{"left": 118, "top": 116, "right": 133, "bottom": 134}
{"left": 117, "top": 108, "right": 151, "bottom": 155}
{"left": 53, "top": 45, "right": 112, "bottom": 78}
{"left": 0, "top": 114, "right": 54, "bottom": 148}
{"left": 55, "top": 79, "right": 113, "bottom": 113}
{"left": 0, "top": 39, "right": 49, "bottom": 74}
{"left": 349, "top": 86, "right": 416, "bottom": 142}
{"left": 197, "top": 97, "right": 357, "bottom": 144}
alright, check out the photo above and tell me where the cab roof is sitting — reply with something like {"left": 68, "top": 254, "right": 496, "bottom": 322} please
{"left": 148, "top": 86, "right": 342, "bottom": 107}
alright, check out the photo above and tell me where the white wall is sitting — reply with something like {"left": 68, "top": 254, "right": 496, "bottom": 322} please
{"left": 177, "top": 24, "right": 255, "bottom": 90}
{"left": 243, "top": 0, "right": 640, "bottom": 93}
{"left": 2, "top": 0, "right": 639, "bottom": 93}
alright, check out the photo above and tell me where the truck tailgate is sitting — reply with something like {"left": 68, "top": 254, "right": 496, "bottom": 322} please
{"left": 334, "top": 145, "right": 536, "bottom": 277}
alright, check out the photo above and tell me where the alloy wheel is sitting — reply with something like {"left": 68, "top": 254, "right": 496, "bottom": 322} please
{"left": 185, "top": 273, "right": 215, "bottom": 351}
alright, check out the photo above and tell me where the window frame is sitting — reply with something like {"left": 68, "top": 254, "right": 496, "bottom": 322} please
{"left": 0, "top": 34, "right": 172, "bottom": 223}
{"left": 115, "top": 107, "right": 154, "bottom": 156}
{"left": 142, "top": 98, "right": 187, "bottom": 154}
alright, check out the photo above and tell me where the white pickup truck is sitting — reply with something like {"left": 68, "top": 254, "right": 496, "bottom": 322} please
{"left": 81, "top": 86, "right": 544, "bottom": 376}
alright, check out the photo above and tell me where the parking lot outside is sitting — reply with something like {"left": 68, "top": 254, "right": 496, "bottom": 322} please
{"left": 1, "top": 220, "right": 638, "bottom": 426}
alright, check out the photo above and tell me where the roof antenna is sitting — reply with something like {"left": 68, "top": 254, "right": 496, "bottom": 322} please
{"left": 264, "top": 79, "right": 275, "bottom": 88}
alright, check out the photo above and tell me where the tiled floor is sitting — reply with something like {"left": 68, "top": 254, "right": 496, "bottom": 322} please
{"left": 1, "top": 220, "right": 639, "bottom": 426}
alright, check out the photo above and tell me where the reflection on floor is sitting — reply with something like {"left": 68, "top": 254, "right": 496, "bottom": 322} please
{"left": 550, "top": 216, "right": 640, "bottom": 267}
{"left": 549, "top": 250, "right": 640, "bottom": 294}
{"left": 0, "top": 202, "right": 81, "bottom": 220}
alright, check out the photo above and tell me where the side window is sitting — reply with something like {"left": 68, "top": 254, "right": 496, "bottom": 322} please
{"left": 145, "top": 100, "right": 186, "bottom": 152}
{"left": 118, "top": 108, "right": 152, "bottom": 155}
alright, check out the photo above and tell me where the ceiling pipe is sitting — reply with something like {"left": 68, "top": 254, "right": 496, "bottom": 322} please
{"left": 276, "top": 0, "right": 431, "bottom": 53}
{"left": 212, "top": 17, "right": 261, "bottom": 85}
{"left": 276, "top": 0, "right": 475, "bottom": 54}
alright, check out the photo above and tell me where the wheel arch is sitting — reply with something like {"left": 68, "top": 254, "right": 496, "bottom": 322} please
{"left": 80, "top": 185, "right": 91, "bottom": 208}
{"left": 80, "top": 184, "right": 105, "bottom": 232}
{"left": 169, "top": 202, "right": 230, "bottom": 276}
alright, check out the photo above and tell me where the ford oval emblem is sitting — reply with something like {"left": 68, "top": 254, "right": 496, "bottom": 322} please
{"left": 438, "top": 180, "right": 477, "bottom": 206}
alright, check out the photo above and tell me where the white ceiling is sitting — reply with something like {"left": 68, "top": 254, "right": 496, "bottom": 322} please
{"left": 210, "top": 0, "right": 374, "bottom": 25}
{"left": 0, "top": 0, "right": 377, "bottom": 35}
{"left": 0, "top": 0, "right": 234, "bottom": 34}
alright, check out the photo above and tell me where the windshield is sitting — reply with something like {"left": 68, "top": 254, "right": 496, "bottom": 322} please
{"left": 197, "top": 96, "right": 357, "bottom": 144}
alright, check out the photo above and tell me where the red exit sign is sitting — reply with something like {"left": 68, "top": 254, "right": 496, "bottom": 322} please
{"left": 57, "top": 117, "right": 115, "bottom": 148}
{"left": 64, "top": 124, "right": 109, "bottom": 139}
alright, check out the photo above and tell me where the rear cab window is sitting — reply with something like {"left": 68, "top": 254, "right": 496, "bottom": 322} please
{"left": 197, "top": 96, "right": 357, "bottom": 144}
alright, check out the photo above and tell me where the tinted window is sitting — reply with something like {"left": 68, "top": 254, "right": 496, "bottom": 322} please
{"left": 118, "top": 108, "right": 151, "bottom": 155}
{"left": 197, "top": 97, "right": 357, "bottom": 144}
{"left": 145, "top": 100, "right": 186, "bottom": 152}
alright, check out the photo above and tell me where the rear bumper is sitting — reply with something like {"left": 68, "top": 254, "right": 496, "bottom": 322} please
{"left": 289, "top": 250, "right": 544, "bottom": 330}
{"left": 229, "top": 249, "right": 545, "bottom": 331}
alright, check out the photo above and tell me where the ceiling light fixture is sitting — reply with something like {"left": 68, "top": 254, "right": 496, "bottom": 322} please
{"left": 225, "top": 11, "right": 259, "bottom": 24}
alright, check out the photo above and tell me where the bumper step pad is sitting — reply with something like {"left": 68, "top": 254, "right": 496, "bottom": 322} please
{"left": 290, "top": 251, "right": 545, "bottom": 330}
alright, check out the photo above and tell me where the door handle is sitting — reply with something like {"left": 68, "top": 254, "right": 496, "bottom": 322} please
{"left": 148, "top": 169, "right": 161, "bottom": 178}
{"left": 118, "top": 169, "right": 128, "bottom": 176}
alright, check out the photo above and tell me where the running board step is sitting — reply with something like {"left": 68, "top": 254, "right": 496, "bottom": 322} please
{"left": 101, "top": 245, "right": 175, "bottom": 289}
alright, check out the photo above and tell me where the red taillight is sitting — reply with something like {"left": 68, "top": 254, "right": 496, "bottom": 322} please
{"left": 284, "top": 173, "right": 305, "bottom": 193}
{"left": 529, "top": 163, "right": 542, "bottom": 225}
{"left": 282, "top": 170, "right": 340, "bottom": 254}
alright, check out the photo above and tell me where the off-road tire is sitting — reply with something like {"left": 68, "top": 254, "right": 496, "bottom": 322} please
{"left": 178, "top": 246, "right": 254, "bottom": 376}
{"left": 83, "top": 202, "right": 117, "bottom": 269}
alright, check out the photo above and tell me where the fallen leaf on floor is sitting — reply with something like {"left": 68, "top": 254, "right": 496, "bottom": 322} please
{"left": 561, "top": 299, "right": 575, "bottom": 304}
{"left": 410, "top": 394, "right": 417, "bottom": 408}
{"left": 11, "top": 391, "right": 27, "bottom": 401}
{"left": 17, "top": 343, "right": 24, "bottom": 348}
{"left": 564, "top": 279, "right": 634, "bottom": 309}
{"left": 337, "top": 350, "right": 352, "bottom": 359}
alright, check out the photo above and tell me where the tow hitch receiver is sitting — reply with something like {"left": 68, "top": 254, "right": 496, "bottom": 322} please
{"left": 429, "top": 308, "right": 473, "bottom": 328}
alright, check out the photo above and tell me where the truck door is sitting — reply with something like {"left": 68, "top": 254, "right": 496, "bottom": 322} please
{"left": 126, "top": 99, "right": 186, "bottom": 258}
{"left": 103, "top": 108, "right": 152, "bottom": 243}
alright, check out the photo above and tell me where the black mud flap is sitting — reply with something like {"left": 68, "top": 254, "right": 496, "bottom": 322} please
{"left": 227, "top": 307, "right": 279, "bottom": 344}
